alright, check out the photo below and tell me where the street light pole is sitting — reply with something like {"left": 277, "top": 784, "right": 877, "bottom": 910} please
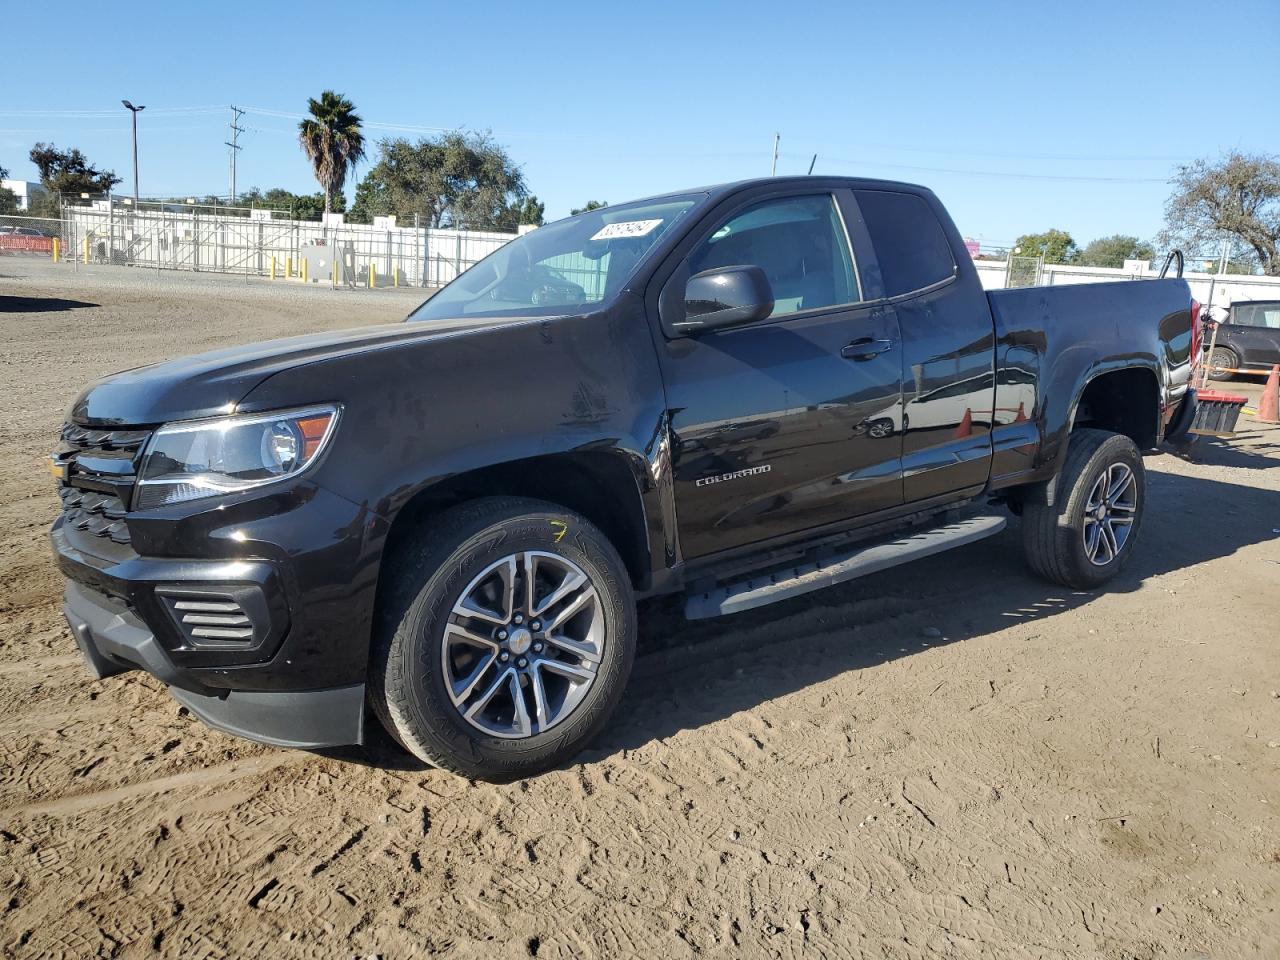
{"left": 121, "top": 100, "right": 145, "bottom": 205}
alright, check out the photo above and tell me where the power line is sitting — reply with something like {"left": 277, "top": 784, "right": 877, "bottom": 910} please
{"left": 0, "top": 106, "right": 225, "bottom": 118}
{"left": 0, "top": 104, "right": 1189, "bottom": 184}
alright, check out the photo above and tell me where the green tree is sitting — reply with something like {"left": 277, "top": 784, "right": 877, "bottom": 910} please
{"left": 1074, "top": 234, "right": 1155, "bottom": 268}
{"left": 0, "top": 164, "right": 16, "bottom": 214}
{"left": 350, "top": 131, "right": 530, "bottom": 230}
{"left": 514, "top": 195, "right": 545, "bottom": 226}
{"left": 1162, "top": 151, "right": 1280, "bottom": 276}
{"left": 238, "top": 186, "right": 343, "bottom": 220}
{"left": 1013, "top": 228, "right": 1078, "bottom": 264}
{"left": 27, "top": 143, "right": 120, "bottom": 213}
{"left": 570, "top": 200, "right": 607, "bottom": 215}
{"left": 298, "top": 91, "right": 366, "bottom": 215}
{"left": 348, "top": 173, "right": 388, "bottom": 224}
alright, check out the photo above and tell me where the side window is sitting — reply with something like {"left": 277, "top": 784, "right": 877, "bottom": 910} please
{"left": 1233, "top": 304, "right": 1280, "bottom": 329}
{"left": 687, "top": 195, "right": 859, "bottom": 318}
{"left": 854, "top": 190, "right": 957, "bottom": 298}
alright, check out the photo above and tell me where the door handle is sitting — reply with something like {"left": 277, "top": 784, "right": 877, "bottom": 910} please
{"left": 841, "top": 337, "right": 893, "bottom": 361}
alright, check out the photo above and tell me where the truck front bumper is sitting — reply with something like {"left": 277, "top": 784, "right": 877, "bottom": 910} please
{"left": 63, "top": 577, "right": 365, "bottom": 749}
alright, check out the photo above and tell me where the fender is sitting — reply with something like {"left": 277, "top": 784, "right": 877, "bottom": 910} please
{"left": 239, "top": 297, "right": 678, "bottom": 650}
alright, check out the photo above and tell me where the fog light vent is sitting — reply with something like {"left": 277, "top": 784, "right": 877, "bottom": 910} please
{"left": 156, "top": 585, "right": 269, "bottom": 650}
{"left": 172, "top": 598, "right": 253, "bottom": 641}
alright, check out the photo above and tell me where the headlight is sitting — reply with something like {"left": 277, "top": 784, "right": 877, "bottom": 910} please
{"left": 135, "top": 404, "right": 339, "bottom": 509}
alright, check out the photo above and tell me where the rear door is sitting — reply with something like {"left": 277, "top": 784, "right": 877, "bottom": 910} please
{"left": 653, "top": 187, "right": 904, "bottom": 560}
{"left": 853, "top": 189, "right": 996, "bottom": 503}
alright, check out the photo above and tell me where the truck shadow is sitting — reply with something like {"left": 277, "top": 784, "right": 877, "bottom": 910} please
{"left": 0, "top": 295, "right": 99, "bottom": 313}
{"left": 1183, "top": 433, "right": 1280, "bottom": 470}
{"left": 593, "top": 464, "right": 1279, "bottom": 761}
{"left": 340, "top": 461, "right": 1280, "bottom": 775}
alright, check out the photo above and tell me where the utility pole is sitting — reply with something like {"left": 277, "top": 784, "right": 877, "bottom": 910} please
{"left": 226, "top": 105, "right": 245, "bottom": 204}
{"left": 771, "top": 133, "right": 780, "bottom": 176}
{"left": 121, "top": 100, "right": 145, "bottom": 205}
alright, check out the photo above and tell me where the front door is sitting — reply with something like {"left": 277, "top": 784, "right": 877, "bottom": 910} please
{"left": 654, "top": 189, "right": 904, "bottom": 560}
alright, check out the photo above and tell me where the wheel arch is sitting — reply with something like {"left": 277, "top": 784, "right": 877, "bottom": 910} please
{"left": 1012, "top": 364, "right": 1161, "bottom": 509}
{"left": 1069, "top": 365, "right": 1162, "bottom": 451}
{"left": 376, "top": 451, "right": 654, "bottom": 599}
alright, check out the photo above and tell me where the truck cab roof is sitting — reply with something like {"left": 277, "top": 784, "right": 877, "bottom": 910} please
{"left": 618, "top": 175, "right": 937, "bottom": 211}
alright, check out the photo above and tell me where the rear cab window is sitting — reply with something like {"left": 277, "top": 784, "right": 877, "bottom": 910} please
{"left": 853, "top": 190, "right": 957, "bottom": 298}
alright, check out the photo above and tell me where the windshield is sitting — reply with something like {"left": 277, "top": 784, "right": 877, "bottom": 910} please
{"left": 409, "top": 194, "right": 703, "bottom": 321}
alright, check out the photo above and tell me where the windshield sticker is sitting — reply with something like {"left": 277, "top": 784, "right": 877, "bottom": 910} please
{"left": 590, "top": 219, "right": 663, "bottom": 242}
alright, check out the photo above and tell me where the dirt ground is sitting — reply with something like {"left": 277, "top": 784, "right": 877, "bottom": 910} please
{"left": 1, "top": 260, "right": 1278, "bottom": 959}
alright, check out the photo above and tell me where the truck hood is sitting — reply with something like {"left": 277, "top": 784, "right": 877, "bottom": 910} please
{"left": 68, "top": 315, "right": 533, "bottom": 426}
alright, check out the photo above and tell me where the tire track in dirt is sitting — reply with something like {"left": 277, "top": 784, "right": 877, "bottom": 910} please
{"left": 7, "top": 753, "right": 306, "bottom": 819}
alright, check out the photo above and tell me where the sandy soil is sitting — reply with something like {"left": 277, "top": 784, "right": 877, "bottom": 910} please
{"left": 1, "top": 260, "right": 1278, "bottom": 959}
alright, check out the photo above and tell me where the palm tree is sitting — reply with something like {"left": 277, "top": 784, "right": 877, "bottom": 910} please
{"left": 298, "top": 91, "right": 365, "bottom": 215}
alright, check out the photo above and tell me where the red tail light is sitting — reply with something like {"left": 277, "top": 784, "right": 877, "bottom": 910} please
{"left": 1190, "top": 298, "right": 1203, "bottom": 370}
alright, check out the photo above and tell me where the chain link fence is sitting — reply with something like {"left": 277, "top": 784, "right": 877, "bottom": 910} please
{"left": 39, "top": 196, "right": 519, "bottom": 289}
{"left": 1004, "top": 255, "right": 1043, "bottom": 288}
{"left": 0, "top": 213, "right": 66, "bottom": 256}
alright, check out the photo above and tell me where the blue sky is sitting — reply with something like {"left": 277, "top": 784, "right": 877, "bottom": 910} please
{"left": 4, "top": 0, "right": 1277, "bottom": 251}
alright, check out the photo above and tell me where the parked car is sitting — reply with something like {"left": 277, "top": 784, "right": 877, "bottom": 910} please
{"left": 50, "top": 176, "right": 1200, "bottom": 779}
{"left": 488, "top": 262, "right": 587, "bottom": 307}
{"left": 1205, "top": 299, "right": 1280, "bottom": 378}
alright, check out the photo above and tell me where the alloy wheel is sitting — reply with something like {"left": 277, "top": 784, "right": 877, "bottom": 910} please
{"left": 1082, "top": 463, "right": 1137, "bottom": 566}
{"left": 442, "top": 551, "right": 604, "bottom": 739}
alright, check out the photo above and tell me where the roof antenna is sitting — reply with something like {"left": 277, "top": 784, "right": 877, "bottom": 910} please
{"left": 807, "top": 154, "right": 817, "bottom": 175}
{"left": 771, "top": 133, "right": 780, "bottom": 176}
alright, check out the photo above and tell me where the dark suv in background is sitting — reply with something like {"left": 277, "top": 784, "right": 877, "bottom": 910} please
{"left": 1205, "top": 299, "right": 1280, "bottom": 377}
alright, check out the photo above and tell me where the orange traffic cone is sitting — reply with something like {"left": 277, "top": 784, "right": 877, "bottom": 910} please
{"left": 1257, "top": 364, "right": 1280, "bottom": 424}
{"left": 954, "top": 407, "right": 973, "bottom": 438}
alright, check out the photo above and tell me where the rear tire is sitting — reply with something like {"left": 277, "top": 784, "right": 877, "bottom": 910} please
{"left": 1021, "top": 429, "right": 1145, "bottom": 589}
{"left": 370, "top": 497, "right": 636, "bottom": 780}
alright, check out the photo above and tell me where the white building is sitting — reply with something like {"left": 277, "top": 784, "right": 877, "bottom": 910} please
{"left": 1, "top": 180, "right": 47, "bottom": 211}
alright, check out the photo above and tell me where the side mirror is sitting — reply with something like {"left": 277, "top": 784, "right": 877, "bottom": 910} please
{"left": 675, "top": 265, "right": 774, "bottom": 334}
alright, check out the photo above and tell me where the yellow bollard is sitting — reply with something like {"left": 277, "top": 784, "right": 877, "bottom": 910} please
{"left": 83, "top": 236, "right": 90, "bottom": 264}
{"left": 393, "top": 266, "right": 399, "bottom": 288}
{"left": 331, "top": 261, "right": 337, "bottom": 285}
{"left": 368, "top": 263, "right": 375, "bottom": 289}
{"left": 51, "top": 238, "right": 60, "bottom": 262}
{"left": 301, "top": 257, "right": 308, "bottom": 283}
{"left": 286, "top": 256, "right": 293, "bottom": 278}
{"left": 270, "top": 257, "right": 277, "bottom": 280}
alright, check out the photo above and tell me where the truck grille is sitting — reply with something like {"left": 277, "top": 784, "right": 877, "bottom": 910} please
{"left": 54, "top": 423, "right": 152, "bottom": 547}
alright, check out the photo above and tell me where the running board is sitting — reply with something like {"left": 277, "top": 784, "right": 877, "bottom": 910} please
{"left": 683, "top": 515, "right": 1007, "bottom": 620}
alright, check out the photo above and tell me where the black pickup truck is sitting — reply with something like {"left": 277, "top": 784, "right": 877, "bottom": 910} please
{"left": 51, "top": 177, "right": 1200, "bottom": 778}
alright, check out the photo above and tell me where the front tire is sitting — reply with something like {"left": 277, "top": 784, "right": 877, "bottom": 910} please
{"left": 370, "top": 497, "right": 636, "bottom": 780}
{"left": 1021, "top": 429, "right": 1145, "bottom": 589}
